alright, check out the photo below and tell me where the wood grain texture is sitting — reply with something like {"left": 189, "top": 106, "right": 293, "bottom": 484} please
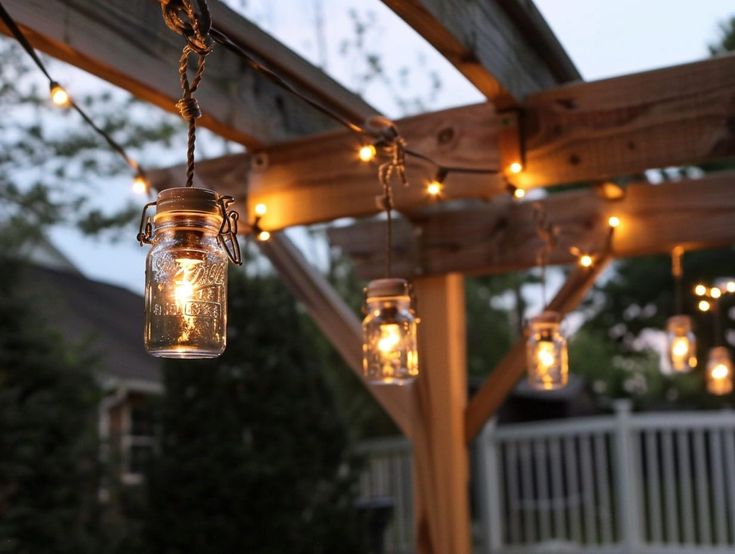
{"left": 1, "top": 0, "right": 374, "bottom": 147}
{"left": 328, "top": 173, "right": 735, "bottom": 279}
{"left": 382, "top": 0, "right": 579, "bottom": 106}
{"left": 521, "top": 53, "right": 735, "bottom": 187}
{"left": 411, "top": 274, "right": 471, "bottom": 554}
{"left": 258, "top": 233, "right": 414, "bottom": 438}
{"left": 465, "top": 258, "right": 611, "bottom": 442}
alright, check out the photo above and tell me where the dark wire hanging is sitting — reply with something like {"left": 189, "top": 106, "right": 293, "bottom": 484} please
{"left": 0, "top": 1, "right": 148, "bottom": 186}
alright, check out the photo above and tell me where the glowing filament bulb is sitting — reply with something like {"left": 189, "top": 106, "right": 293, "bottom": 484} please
{"left": 727, "top": 281, "right": 735, "bottom": 293}
{"left": 508, "top": 162, "right": 523, "bottom": 174}
{"left": 536, "top": 341, "right": 556, "bottom": 370}
{"left": 254, "top": 203, "right": 267, "bottom": 217}
{"left": 174, "top": 259, "right": 201, "bottom": 305}
{"left": 671, "top": 337, "right": 689, "bottom": 359}
{"left": 707, "top": 347, "right": 734, "bottom": 396}
{"left": 50, "top": 83, "right": 71, "bottom": 107}
{"left": 608, "top": 216, "right": 620, "bottom": 228}
{"left": 579, "top": 254, "right": 594, "bottom": 268}
{"left": 257, "top": 230, "right": 271, "bottom": 241}
{"left": 694, "top": 284, "right": 707, "bottom": 296}
{"left": 513, "top": 187, "right": 526, "bottom": 199}
{"left": 426, "top": 180, "right": 443, "bottom": 197}
{"left": 377, "top": 324, "right": 402, "bottom": 354}
{"left": 132, "top": 175, "right": 148, "bottom": 195}
{"left": 712, "top": 364, "right": 729, "bottom": 380}
{"left": 358, "top": 144, "right": 377, "bottom": 162}
{"left": 711, "top": 287, "right": 722, "bottom": 299}
{"left": 666, "top": 315, "right": 696, "bottom": 373}
{"left": 699, "top": 300, "right": 711, "bottom": 312}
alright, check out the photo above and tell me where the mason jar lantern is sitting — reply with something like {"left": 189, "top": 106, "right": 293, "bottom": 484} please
{"left": 526, "top": 311, "right": 569, "bottom": 390}
{"left": 362, "top": 278, "right": 419, "bottom": 385}
{"left": 707, "top": 346, "right": 733, "bottom": 396}
{"left": 666, "top": 315, "right": 697, "bottom": 373}
{"left": 137, "top": 187, "right": 241, "bottom": 358}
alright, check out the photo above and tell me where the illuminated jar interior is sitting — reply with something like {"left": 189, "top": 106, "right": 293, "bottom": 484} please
{"left": 526, "top": 311, "right": 569, "bottom": 391}
{"left": 144, "top": 187, "right": 229, "bottom": 358}
{"left": 362, "top": 278, "right": 419, "bottom": 385}
{"left": 707, "top": 346, "right": 733, "bottom": 396}
{"left": 666, "top": 315, "right": 697, "bottom": 373}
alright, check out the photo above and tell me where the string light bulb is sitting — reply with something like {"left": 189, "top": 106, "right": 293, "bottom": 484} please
{"left": 706, "top": 347, "right": 733, "bottom": 396}
{"left": 254, "top": 203, "right": 268, "bottom": 217}
{"left": 358, "top": 144, "right": 377, "bottom": 163}
{"left": 506, "top": 183, "right": 525, "bottom": 200}
{"left": 132, "top": 174, "right": 149, "bottom": 195}
{"left": 508, "top": 162, "right": 523, "bottom": 174}
{"left": 257, "top": 230, "right": 271, "bottom": 241}
{"left": 665, "top": 315, "right": 697, "bottom": 373}
{"left": 608, "top": 215, "right": 620, "bottom": 228}
{"left": 727, "top": 281, "right": 735, "bottom": 293}
{"left": 710, "top": 287, "right": 722, "bottom": 299}
{"left": 526, "top": 311, "right": 568, "bottom": 390}
{"left": 426, "top": 180, "right": 443, "bottom": 197}
{"left": 579, "top": 254, "right": 594, "bottom": 268}
{"left": 694, "top": 284, "right": 707, "bottom": 296}
{"left": 699, "top": 299, "right": 711, "bottom": 312}
{"left": 362, "top": 278, "right": 419, "bottom": 385}
{"left": 138, "top": 188, "right": 241, "bottom": 358}
{"left": 49, "top": 81, "right": 71, "bottom": 108}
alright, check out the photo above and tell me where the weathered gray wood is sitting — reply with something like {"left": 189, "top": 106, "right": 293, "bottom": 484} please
{"left": 258, "top": 233, "right": 415, "bottom": 438}
{"left": 383, "top": 0, "right": 580, "bottom": 106}
{"left": 1, "top": 0, "right": 375, "bottom": 147}
{"left": 328, "top": 173, "right": 735, "bottom": 280}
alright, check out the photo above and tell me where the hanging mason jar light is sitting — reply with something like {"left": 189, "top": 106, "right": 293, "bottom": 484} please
{"left": 706, "top": 346, "right": 733, "bottom": 396}
{"left": 137, "top": 187, "right": 241, "bottom": 358}
{"left": 666, "top": 315, "right": 697, "bottom": 373}
{"left": 362, "top": 278, "right": 419, "bottom": 385}
{"left": 526, "top": 311, "right": 569, "bottom": 390}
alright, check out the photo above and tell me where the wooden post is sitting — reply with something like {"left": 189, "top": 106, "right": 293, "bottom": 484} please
{"left": 411, "top": 274, "right": 471, "bottom": 554}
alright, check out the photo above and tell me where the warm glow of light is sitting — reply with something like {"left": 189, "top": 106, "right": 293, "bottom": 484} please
{"left": 426, "top": 180, "right": 443, "bottom": 197}
{"left": 699, "top": 299, "right": 711, "bottom": 312}
{"left": 608, "top": 216, "right": 620, "bottom": 228}
{"left": 358, "top": 144, "right": 377, "bottom": 162}
{"left": 536, "top": 341, "right": 556, "bottom": 370}
{"left": 50, "top": 84, "right": 71, "bottom": 107}
{"left": 712, "top": 363, "right": 729, "bottom": 380}
{"left": 377, "top": 324, "right": 401, "bottom": 354}
{"left": 508, "top": 162, "right": 523, "bottom": 174}
{"left": 257, "top": 230, "right": 271, "bottom": 241}
{"left": 579, "top": 254, "right": 594, "bottom": 268}
{"left": 513, "top": 187, "right": 526, "bottom": 199}
{"left": 132, "top": 175, "right": 148, "bottom": 195}
{"left": 711, "top": 287, "right": 722, "bottom": 299}
{"left": 727, "top": 281, "right": 735, "bottom": 293}
{"left": 671, "top": 337, "right": 690, "bottom": 359}
{"left": 254, "top": 203, "right": 267, "bottom": 217}
{"left": 694, "top": 284, "right": 707, "bottom": 296}
{"left": 174, "top": 258, "right": 202, "bottom": 305}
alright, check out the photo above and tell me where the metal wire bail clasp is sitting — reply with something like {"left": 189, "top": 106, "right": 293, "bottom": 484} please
{"left": 136, "top": 200, "right": 157, "bottom": 245}
{"left": 217, "top": 195, "right": 243, "bottom": 265}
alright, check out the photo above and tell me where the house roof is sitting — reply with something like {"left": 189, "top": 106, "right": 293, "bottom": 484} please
{"left": 23, "top": 265, "right": 161, "bottom": 386}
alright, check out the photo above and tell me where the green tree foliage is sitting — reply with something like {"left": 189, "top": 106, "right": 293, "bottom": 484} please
{"left": 709, "top": 16, "right": 735, "bottom": 54}
{"left": 141, "top": 269, "right": 368, "bottom": 554}
{"left": 0, "top": 258, "right": 101, "bottom": 553}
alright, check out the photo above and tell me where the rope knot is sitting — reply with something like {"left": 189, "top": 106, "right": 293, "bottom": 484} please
{"left": 176, "top": 97, "right": 202, "bottom": 120}
{"left": 160, "top": 0, "right": 212, "bottom": 56}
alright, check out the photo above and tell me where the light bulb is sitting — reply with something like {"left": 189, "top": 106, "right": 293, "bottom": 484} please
{"left": 358, "top": 144, "right": 377, "bottom": 162}
{"left": 699, "top": 300, "right": 711, "bottom": 312}
{"left": 257, "top": 230, "right": 271, "bottom": 241}
{"left": 362, "top": 279, "right": 419, "bottom": 385}
{"left": 711, "top": 287, "right": 722, "bottom": 299}
{"left": 50, "top": 82, "right": 71, "bottom": 107}
{"left": 526, "top": 311, "right": 568, "bottom": 390}
{"left": 579, "top": 254, "right": 594, "bottom": 268}
{"left": 694, "top": 284, "right": 707, "bottom": 296}
{"left": 727, "top": 281, "right": 735, "bottom": 293}
{"left": 426, "top": 180, "right": 443, "bottom": 197}
{"left": 513, "top": 187, "right": 526, "bottom": 199}
{"left": 608, "top": 216, "right": 620, "bottom": 228}
{"left": 508, "top": 162, "right": 523, "bottom": 174}
{"left": 254, "top": 203, "right": 267, "bottom": 217}
{"left": 665, "top": 315, "right": 697, "bottom": 373}
{"left": 132, "top": 175, "right": 149, "bottom": 195}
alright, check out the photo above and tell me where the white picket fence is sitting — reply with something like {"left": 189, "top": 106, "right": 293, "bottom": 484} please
{"left": 358, "top": 402, "right": 735, "bottom": 554}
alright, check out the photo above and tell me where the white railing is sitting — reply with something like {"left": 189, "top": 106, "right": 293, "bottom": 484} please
{"left": 358, "top": 403, "right": 735, "bottom": 554}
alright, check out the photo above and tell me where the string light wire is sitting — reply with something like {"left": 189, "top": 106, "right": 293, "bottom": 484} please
{"left": 0, "top": 1, "right": 149, "bottom": 190}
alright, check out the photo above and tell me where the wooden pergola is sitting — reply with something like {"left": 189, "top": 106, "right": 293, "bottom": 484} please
{"left": 5, "top": 1, "right": 735, "bottom": 552}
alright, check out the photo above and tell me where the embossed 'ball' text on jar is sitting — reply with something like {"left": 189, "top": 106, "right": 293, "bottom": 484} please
{"left": 143, "top": 188, "right": 229, "bottom": 358}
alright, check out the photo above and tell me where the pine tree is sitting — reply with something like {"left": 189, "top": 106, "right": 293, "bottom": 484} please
{"left": 142, "top": 269, "right": 368, "bottom": 554}
{"left": 0, "top": 258, "right": 102, "bottom": 553}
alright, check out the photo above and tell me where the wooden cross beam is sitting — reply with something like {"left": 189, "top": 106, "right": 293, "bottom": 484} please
{"left": 383, "top": 0, "right": 580, "bottom": 107}
{"left": 328, "top": 173, "right": 735, "bottom": 280}
{"left": 0, "top": 0, "right": 374, "bottom": 147}
{"left": 465, "top": 257, "right": 612, "bottom": 442}
{"left": 147, "top": 54, "right": 735, "bottom": 230}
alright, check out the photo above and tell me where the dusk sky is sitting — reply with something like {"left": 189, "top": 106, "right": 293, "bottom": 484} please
{"left": 37, "top": 0, "right": 735, "bottom": 293}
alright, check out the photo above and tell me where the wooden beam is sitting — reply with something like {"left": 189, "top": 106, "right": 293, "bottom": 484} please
{"left": 1, "top": 0, "right": 375, "bottom": 147}
{"left": 411, "top": 274, "right": 471, "bottom": 554}
{"left": 464, "top": 258, "right": 611, "bottom": 442}
{"left": 521, "top": 53, "right": 735, "bottom": 187}
{"left": 328, "top": 173, "right": 735, "bottom": 279}
{"left": 149, "top": 54, "right": 735, "bottom": 229}
{"left": 382, "top": 0, "right": 580, "bottom": 106}
{"left": 258, "top": 233, "right": 414, "bottom": 438}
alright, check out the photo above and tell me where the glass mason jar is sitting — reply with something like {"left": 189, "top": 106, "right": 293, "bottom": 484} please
{"left": 666, "top": 315, "right": 697, "bottom": 373}
{"left": 707, "top": 346, "right": 733, "bottom": 396}
{"left": 362, "top": 278, "right": 419, "bottom": 385}
{"left": 526, "top": 311, "right": 568, "bottom": 390}
{"left": 143, "top": 188, "right": 229, "bottom": 358}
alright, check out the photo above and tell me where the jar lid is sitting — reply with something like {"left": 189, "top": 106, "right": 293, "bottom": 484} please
{"left": 155, "top": 187, "right": 222, "bottom": 219}
{"left": 530, "top": 310, "right": 562, "bottom": 326}
{"left": 366, "top": 278, "right": 410, "bottom": 299}
{"left": 667, "top": 314, "right": 692, "bottom": 331}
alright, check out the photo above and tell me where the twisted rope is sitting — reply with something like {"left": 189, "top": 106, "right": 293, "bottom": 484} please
{"left": 160, "top": 0, "right": 212, "bottom": 187}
